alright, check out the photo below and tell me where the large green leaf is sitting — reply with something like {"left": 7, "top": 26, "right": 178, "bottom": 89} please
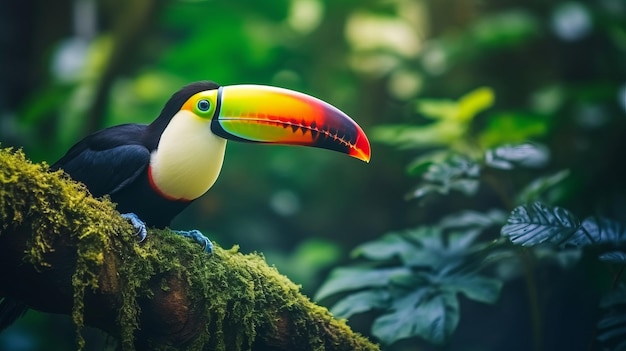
{"left": 456, "top": 87, "right": 495, "bottom": 122}
{"left": 315, "top": 266, "right": 412, "bottom": 301}
{"left": 372, "top": 289, "right": 459, "bottom": 345}
{"left": 330, "top": 289, "right": 390, "bottom": 318}
{"left": 416, "top": 87, "right": 494, "bottom": 122}
{"left": 372, "top": 87, "right": 494, "bottom": 150}
{"left": 567, "top": 217, "right": 626, "bottom": 247}
{"left": 351, "top": 232, "right": 412, "bottom": 261}
{"left": 416, "top": 99, "right": 458, "bottom": 120}
{"left": 501, "top": 202, "right": 581, "bottom": 246}
{"left": 405, "top": 229, "right": 494, "bottom": 273}
{"left": 516, "top": 169, "right": 570, "bottom": 204}
{"left": 351, "top": 227, "right": 447, "bottom": 270}
{"left": 440, "top": 274, "right": 502, "bottom": 304}
{"left": 503, "top": 203, "right": 626, "bottom": 249}
{"left": 320, "top": 212, "right": 508, "bottom": 346}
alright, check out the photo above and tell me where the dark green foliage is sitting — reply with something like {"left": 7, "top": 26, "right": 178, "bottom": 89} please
{"left": 501, "top": 202, "right": 581, "bottom": 247}
{"left": 2, "top": 0, "right": 626, "bottom": 349}
{"left": 407, "top": 155, "right": 480, "bottom": 199}
{"left": 501, "top": 202, "right": 626, "bottom": 351}
{"left": 515, "top": 170, "right": 570, "bottom": 204}
{"left": 502, "top": 202, "right": 626, "bottom": 250}
{"left": 598, "top": 284, "right": 626, "bottom": 351}
{"left": 484, "top": 143, "right": 549, "bottom": 170}
{"left": 319, "top": 80, "right": 626, "bottom": 349}
{"left": 502, "top": 202, "right": 626, "bottom": 351}
{"left": 317, "top": 212, "right": 506, "bottom": 345}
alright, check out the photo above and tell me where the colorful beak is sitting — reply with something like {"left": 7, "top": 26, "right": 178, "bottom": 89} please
{"left": 210, "top": 85, "right": 371, "bottom": 162}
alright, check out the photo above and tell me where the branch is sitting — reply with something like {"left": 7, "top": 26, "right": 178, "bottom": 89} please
{"left": 0, "top": 148, "right": 379, "bottom": 351}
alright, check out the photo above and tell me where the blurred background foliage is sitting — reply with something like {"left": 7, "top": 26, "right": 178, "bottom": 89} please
{"left": 1, "top": 0, "right": 625, "bottom": 350}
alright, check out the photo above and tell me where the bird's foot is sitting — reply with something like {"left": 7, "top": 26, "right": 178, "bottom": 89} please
{"left": 174, "top": 230, "right": 213, "bottom": 254}
{"left": 121, "top": 213, "right": 147, "bottom": 242}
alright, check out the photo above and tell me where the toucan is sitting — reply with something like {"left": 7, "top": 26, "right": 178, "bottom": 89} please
{"left": 0, "top": 81, "right": 370, "bottom": 331}
{"left": 50, "top": 81, "right": 370, "bottom": 249}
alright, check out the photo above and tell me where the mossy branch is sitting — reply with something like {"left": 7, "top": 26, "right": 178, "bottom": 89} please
{"left": 0, "top": 148, "right": 379, "bottom": 351}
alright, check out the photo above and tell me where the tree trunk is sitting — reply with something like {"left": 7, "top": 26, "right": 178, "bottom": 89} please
{"left": 0, "top": 148, "right": 379, "bottom": 351}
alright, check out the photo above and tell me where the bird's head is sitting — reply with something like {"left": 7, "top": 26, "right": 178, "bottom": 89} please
{"left": 154, "top": 81, "right": 370, "bottom": 162}
{"left": 147, "top": 81, "right": 370, "bottom": 201}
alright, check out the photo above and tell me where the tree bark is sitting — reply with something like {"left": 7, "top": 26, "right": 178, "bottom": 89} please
{"left": 0, "top": 148, "right": 379, "bottom": 351}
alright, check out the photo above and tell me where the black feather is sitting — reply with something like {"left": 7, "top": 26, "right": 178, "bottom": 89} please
{"left": 52, "top": 124, "right": 151, "bottom": 197}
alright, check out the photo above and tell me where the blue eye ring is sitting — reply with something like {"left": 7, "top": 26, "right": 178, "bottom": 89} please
{"left": 197, "top": 99, "right": 211, "bottom": 112}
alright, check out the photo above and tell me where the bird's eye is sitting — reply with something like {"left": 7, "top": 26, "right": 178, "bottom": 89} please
{"left": 197, "top": 99, "right": 211, "bottom": 112}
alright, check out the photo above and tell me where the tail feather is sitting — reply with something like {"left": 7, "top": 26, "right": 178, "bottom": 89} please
{"left": 0, "top": 298, "right": 28, "bottom": 332}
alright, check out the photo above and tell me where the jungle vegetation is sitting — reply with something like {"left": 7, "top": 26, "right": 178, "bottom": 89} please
{"left": 1, "top": 0, "right": 625, "bottom": 350}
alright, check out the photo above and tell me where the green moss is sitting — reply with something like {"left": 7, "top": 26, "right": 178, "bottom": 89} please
{"left": 0, "top": 148, "right": 131, "bottom": 349}
{"left": 0, "top": 148, "right": 379, "bottom": 351}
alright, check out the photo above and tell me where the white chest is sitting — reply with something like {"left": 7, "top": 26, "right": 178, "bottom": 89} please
{"left": 149, "top": 111, "right": 227, "bottom": 201}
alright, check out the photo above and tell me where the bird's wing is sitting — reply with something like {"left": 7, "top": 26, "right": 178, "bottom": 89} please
{"left": 52, "top": 124, "right": 152, "bottom": 197}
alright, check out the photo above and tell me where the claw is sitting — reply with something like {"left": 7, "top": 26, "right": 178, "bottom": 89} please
{"left": 121, "top": 213, "right": 147, "bottom": 242}
{"left": 175, "top": 229, "right": 213, "bottom": 254}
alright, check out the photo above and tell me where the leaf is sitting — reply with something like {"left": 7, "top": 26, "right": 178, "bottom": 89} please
{"left": 516, "top": 169, "right": 570, "bottom": 204}
{"left": 407, "top": 180, "right": 479, "bottom": 200}
{"left": 351, "top": 227, "right": 447, "bottom": 268}
{"left": 423, "top": 155, "right": 480, "bottom": 182}
{"left": 456, "top": 87, "right": 495, "bottom": 122}
{"left": 398, "top": 227, "right": 447, "bottom": 269}
{"left": 319, "top": 220, "right": 506, "bottom": 346}
{"left": 331, "top": 290, "right": 390, "bottom": 318}
{"left": 399, "top": 225, "right": 490, "bottom": 271}
{"left": 370, "top": 121, "right": 465, "bottom": 150}
{"left": 567, "top": 217, "right": 626, "bottom": 247}
{"left": 441, "top": 274, "right": 502, "bottom": 304}
{"left": 416, "top": 99, "right": 459, "bottom": 120}
{"left": 407, "top": 155, "right": 480, "bottom": 199}
{"left": 448, "top": 179, "right": 481, "bottom": 196}
{"left": 479, "top": 112, "right": 548, "bottom": 148}
{"left": 439, "top": 209, "right": 508, "bottom": 230}
{"left": 503, "top": 203, "right": 626, "bottom": 265}
{"left": 501, "top": 202, "right": 581, "bottom": 246}
{"left": 372, "top": 289, "right": 459, "bottom": 345}
{"left": 373, "top": 87, "right": 494, "bottom": 151}
{"left": 315, "top": 266, "right": 412, "bottom": 301}
{"left": 597, "top": 285, "right": 626, "bottom": 350}
{"left": 352, "top": 221, "right": 495, "bottom": 270}
{"left": 406, "top": 183, "right": 445, "bottom": 200}
{"left": 351, "top": 233, "right": 411, "bottom": 261}
{"left": 485, "top": 143, "right": 550, "bottom": 170}
{"left": 599, "top": 251, "right": 626, "bottom": 263}
{"left": 406, "top": 150, "right": 452, "bottom": 176}
{"left": 416, "top": 87, "right": 494, "bottom": 123}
